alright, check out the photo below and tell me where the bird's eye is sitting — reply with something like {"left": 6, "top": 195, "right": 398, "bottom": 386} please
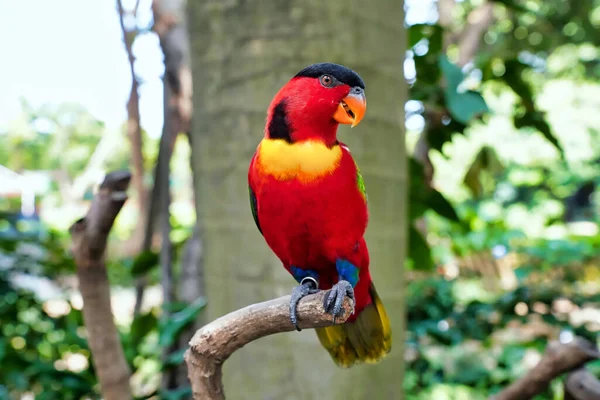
{"left": 320, "top": 75, "right": 334, "bottom": 87}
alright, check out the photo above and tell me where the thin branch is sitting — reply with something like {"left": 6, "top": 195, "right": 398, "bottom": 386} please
{"left": 438, "top": 0, "right": 456, "bottom": 50}
{"left": 70, "top": 128, "right": 121, "bottom": 200}
{"left": 69, "top": 171, "right": 132, "bottom": 400}
{"left": 456, "top": 1, "right": 495, "bottom": 67}
{"left": 117, "top": 0, "right": 147, "bottom": 251}
{"left": 185, "top": 292, "right": 354, "bottom": 400}
{"left": 133, "top": 0, "right": 141, "bottom": 16}
{"left": 490, "top": 337, "right": 600, "bottom": 400}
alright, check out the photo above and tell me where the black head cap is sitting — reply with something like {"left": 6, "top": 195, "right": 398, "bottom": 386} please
{"left": 294, "top": 62, "right": 365, "bottom": 89}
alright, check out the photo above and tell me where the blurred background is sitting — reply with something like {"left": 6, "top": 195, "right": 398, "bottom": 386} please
{"left": 0, "top": 0, "right": 598, "bottom": 399}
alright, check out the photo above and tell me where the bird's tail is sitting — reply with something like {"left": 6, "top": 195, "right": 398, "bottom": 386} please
{"left": 315, "top": 282, "right": 392, "bottom": 368}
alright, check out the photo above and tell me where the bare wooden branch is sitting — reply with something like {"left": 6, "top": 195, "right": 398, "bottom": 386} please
{"left": 491, "top": 337, "right": 600, "bottom": 400}
{"left": 185, "top": 292, "right": 354, "bottom": 400}
{"left": 564, "top": 368, "right": 600, "bottom": 400}
{"left": 70, "top": 171, "right": 132, "bottom": 400}
{"left": 457, "top": 1, "right": 495, "bottom": 67}
{"left": 117, "top": 0, "right": 147, "bottom": 251}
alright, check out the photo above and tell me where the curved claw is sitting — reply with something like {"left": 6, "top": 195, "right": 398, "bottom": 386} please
{"left": 323, "top": 280, "right": 355, "bottom": 323}
{"left": 289, "top": 277, "right": 319, "bottom": 331}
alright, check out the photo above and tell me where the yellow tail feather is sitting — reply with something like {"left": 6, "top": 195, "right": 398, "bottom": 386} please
{"left": 315, "top": 283, "right": 392, "bottom": 368}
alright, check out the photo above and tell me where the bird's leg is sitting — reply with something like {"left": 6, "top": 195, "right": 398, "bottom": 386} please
{"left": 289, "top": 277, "right": 319, "bottom": 331}
{"left": 289, "top": 267, "right": 320, "bottom": 331}
{"left": 323, "top": 259, "right": 359, "bottom": 322}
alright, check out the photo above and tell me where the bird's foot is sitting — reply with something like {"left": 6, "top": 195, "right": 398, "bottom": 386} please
{"left": 323, "top": 280, "right": 355, "bottom": 323}
{"left": 289, "top": 277, "right": 319, "bottom": 331}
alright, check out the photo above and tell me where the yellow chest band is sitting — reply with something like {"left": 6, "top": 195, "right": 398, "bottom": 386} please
{"left": 257, "top": 139, "right": 342, "bottom": 182}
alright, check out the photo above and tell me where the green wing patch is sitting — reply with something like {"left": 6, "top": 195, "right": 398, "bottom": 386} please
{"left": 248, "top": 186, "right": 263, "bottom": 235}
{"left": 355, "top": 161, "right": 367, "bottom": 202}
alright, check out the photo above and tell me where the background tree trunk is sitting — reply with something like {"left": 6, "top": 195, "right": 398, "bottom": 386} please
{"left": 187, "top": 1, "right": 407, "bottom": 399}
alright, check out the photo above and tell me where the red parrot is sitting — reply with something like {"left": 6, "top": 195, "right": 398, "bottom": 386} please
{"left": 247, "top": 62, "right": 391, "bottom": 368}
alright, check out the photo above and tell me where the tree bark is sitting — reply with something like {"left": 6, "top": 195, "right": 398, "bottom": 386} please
{"left": 187, "top": 1, "right": 407, "bottom": 399}
{"left": 185, "top": 292, "right": 354, "bottom": 400}
{"left": 69, "top": 171, "right": 132, "bottom": 400}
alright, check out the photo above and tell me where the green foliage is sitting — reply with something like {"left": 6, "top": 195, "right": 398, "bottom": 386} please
{"left": 497, "top": 59, "right": 563, "bottom": 156}
{"left": 0, "top": 214, "right": 206, "bottom": 398}
{"left": 405, "top": 276, "right": 600, "bottom": 398}
{"left": 408, "top": 225, "right": 434, "bottom": 271}
{"left": 0, "top": 271, "right": 97, "bottom": 399}
{"left": 131, "top": 250, "right": 160, "bottom": 277}
{"left": 159, "top": 297, "right": 207, "bottom": 348}
{"left": 408, "top": 158, "right": 462, "bottom": 270}
{"left": 440, "top": 55, "right": 489, "bottom": 125}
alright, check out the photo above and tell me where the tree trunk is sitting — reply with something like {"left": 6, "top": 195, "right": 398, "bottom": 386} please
{"left": 187, "top": 2, "right": 407, "bottom": 399}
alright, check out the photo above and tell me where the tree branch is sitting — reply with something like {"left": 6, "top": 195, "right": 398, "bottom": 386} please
{"left": 69, "top": 171, "right": 132, "bottom": 400}
{"left": 456, "top": 1, "right": 495, "bottom": 67}
{"left": 565, "top": 368, "right": 600, "bottom": 400}
{"left": 491, "top": 337, "right": 600, "bottom": 400}
{"left": 184, "top": 292, "right": 354, "bottom": 400}
{"left": 117, "top": 0, "right": 147, "bottom": 251}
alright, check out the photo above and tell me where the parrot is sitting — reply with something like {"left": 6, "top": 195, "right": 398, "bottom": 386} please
{"left": 247, "top": 62, "right": 391, "bottom": 368}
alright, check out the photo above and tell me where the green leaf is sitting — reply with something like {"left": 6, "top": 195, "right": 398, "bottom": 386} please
{"left": 439, "top": 55, "right": 464, "bottom": 87}
{"left": 514, "top": 112, "right": 564, "bottom": 157}
{"left": 130, "top": 310, "right": 158, "bottom": 345}
{"left": 408, "top": 24, "right": 443, "bottom": 54}
{"left": 408, "top": 225, "right": 434, "bottom": 271}
{"left": 503, "top": 60, "right": 535, "bottom": 109}
{"left": 439, "top": 55, "right": 489, "bottom": 124}
{"left": 160, "top": 386, "right": 193, "bottom": 400}
{"left": 446, "top": 91, "right": 489, "bottom": 125}
{"left": 163, "top": 347, "right": 187, "bottom": 368}
{"left": 0, "top": 338, "right": 5, "bottom": 362}
{"left": 131, "top": 250, "right": 159, "bottom": 276}
{"left": 426, "top": 190, "right": 460, "bottom": 222}
{"left": 501, "top": 60, "right": 564, "bottom": 156}
{"left": 409, "top": 157, "right": 460, "bottom": 222}
{"left": 159, "top": 297, "right": 207, "bottom": 348}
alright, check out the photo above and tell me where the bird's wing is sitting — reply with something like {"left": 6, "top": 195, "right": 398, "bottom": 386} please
{"left": 248, "top": 184, "right": 262, "bottom": 235}
{"left": 248, "top": 153, "right": 263, "bottom": 235}
{"left": 341, "top": 143, "right": 367, "bottom": 203}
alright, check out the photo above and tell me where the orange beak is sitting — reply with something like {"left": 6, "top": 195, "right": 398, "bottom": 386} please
{"left": 333, "top": 88, "right": 366, "bottom": 128}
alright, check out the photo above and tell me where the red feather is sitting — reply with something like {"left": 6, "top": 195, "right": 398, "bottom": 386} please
{"left": 249, "top": 144, "right": 372, "bottom": 321}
